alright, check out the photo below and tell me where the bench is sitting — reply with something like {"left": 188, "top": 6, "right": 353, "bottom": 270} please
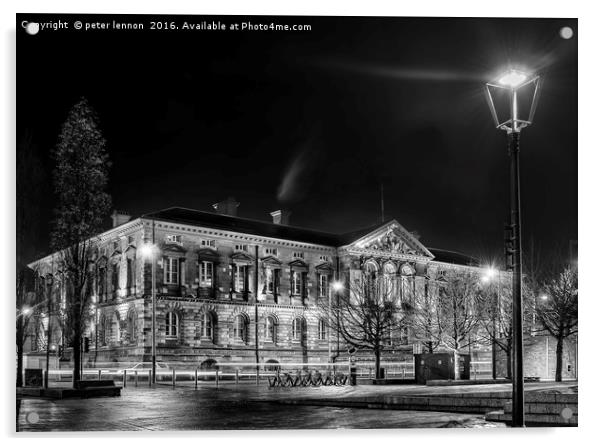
{"left": 75, "top": 380, "right": 121, "bottom": 398}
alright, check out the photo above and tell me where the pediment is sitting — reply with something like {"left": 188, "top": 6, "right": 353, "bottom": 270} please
{"left": 347, "top": 220, "right": 433, "bottom": 258}
{"left": 315, "top": 262, "right": 334, "bottom": 272}
{"left": 261, "top": 255, "right": 282, "bottom": 266}
{"left": 231, "top": 252, "right": 254, "bottom": 263}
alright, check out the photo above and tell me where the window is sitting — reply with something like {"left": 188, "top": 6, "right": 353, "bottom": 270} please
{"left": 233, "top": 315, "right": 248, "bottom": 342}
{"left": 127, "top": 311, "right": 136, "bottom": 343}
{"left": 264, "top": 247, "right": 278, "bottom": 256}
{"left": 199, "top": 261, "right": 213, "bottom": 287}
{"left": 165, "top": 312, "right": 178, "bottom": 338}
{"left": 265, "top": 268, "right": 274, "bottom": 293}
{"left": 111, "top": 262, "right": 119, "bottom": 295}
{"left": 164, "top": 257, "right": 179, "bottom": 284}
{"left": 200, "top": 238, "right": 216, "bottom": 249}
{"left": 318, "top": 319, "right": 327, "bottom": 340}
{"left": 292, "top": 271, "right": 301, "bottom": 295}
{"left": 365, "top": 261, "right": 378, "bottom": 281}
{"left": 98, "top": 267, "right": 106, "bottom": 299}
{"left": 319, "top": 274, "right": 328, "bottom": 298}
{"left": 112, "top": 314, "right": 120, "bottom": 343}
{"left": 292, "top": 318, "right": 304, "bottom": 341}
{"left": 384, "top": 263, "right": 397, "bottom": 301}
{"left": 126, "top": 258, "right": 134, "bottom": 291}
{"left": 166, "top": 234, "right": 182, "bottom": 245}
{"left": 292, "top": 251, "right": 304, "bottom": 259}
{"left": 319, "top": 255, "right": 330, "bottom": 262}
{"left": 265, "top": 316, "right": 276, "bottom": 342}
{"left": 200, "top": 312, "right": 214, "bottom": 339}
{"left": 99, "top": 316, "right": 107, "bottom": 346}
{"left": 233, "top": 264, "right": 247, "bottom": 292}
{"left": 234, "top": 244, "right": 248, "bottom": 252}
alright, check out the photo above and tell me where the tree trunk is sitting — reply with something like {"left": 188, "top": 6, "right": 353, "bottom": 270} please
{"left": 427, "top": 341, "right": 433, "bottom": 354}
{"left": 375, "top": 349, "right": 382, "bottom": 379}
{"left": 72, "top": 331, "right": 81, "bottom": 386}
{"left": 506, "top": 346, "right": 512, "bottom": 379}
{"left": 555, "top": 335, "right": 564, "bottom": 382}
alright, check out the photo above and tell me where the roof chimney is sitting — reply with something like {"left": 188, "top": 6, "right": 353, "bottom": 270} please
{"left": 212, "top": 196, "right": 240, "bottom": 216}
{"left": 270, "top": 209, "right": 291, "bottom": 225}
{"left": 111, "top": 210, "right": 131, "bottom": 228}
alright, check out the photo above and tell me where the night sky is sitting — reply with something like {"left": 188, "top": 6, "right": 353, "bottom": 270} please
{"left": 17, "top": 14, "right": 577, "bottom": 264}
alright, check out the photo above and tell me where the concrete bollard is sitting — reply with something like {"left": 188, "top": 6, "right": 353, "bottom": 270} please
{"left": 148, "top": 369, "right": 152, "bottom": 387}
{"left": 195, "top": 369, "right": 198, "bottom": 390}
{"left": 98, "top": 369, "right": 102, "bottom": 380}
{"left": 172, "top": 369, "right": 176, "bottom": 388}
{"left": 235, "top": 369, "right": 239, "bottom": 385}
{"left": 135, "top": 370, "right": 138, "bottom": 387}
{"left": 123, "top": 370, "right": 127, "bottom": 388}
{"left": 215, "top": 369, "right": 219, "bottom": 388}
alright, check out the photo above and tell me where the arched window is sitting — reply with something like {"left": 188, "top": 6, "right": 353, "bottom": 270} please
{"left": 233, "top": 314, "right": 248, "bottom": 342}
{"left": 318, "top": 318, "right": 327, "bottom": 340}
{"left": 99, "top": 315, "right": 107, "bottom": 346}
{"left": 265, "top": 316, "right": 276, "bottom": 342}
{"left": 165, "top": 312, "right": 179, "bottom": 339}
{"left": 384, "top": 263, "right": 398, "bottom": 301}
{"left": 364, "top": 261, "right": 378, "bottom": 281}
{"left": 200, "top": 312, "right": 214, "bottom": 339}
{"left": 127, "top": 310, "right": 137, "bottom": 344}
{"left": 292, "top": 317, "right": 305, "bottom": 341}
{"left": 111, "top": 313, "right": 120, "bottom": 343}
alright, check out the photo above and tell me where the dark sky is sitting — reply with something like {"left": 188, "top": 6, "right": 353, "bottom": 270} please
{"left": 17, "top": 14, "right": 577, "bottom": 264}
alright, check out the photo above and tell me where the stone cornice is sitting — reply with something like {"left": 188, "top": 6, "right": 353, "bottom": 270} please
{"left": 340, "top": 247, "right": 433, "bottom": 264}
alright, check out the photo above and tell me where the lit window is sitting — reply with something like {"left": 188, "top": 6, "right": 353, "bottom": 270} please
{"left": 292, "top": 318, "right": 304, "bottom": 341}
{"left": 200, "top": 261, "right": 213, "bottom": 287}
{"left": 319, "top": 274, "right": 328, "bottom": 298}
{"left": 292, "top": 271, "right": 301, "bottom": 295}
{"left": 166, "top": 312, "right": 178, "bottom": 338}
{"left": 318, "top": 319, "right": 327, "bottom": 340}
{"left": 166, "top": 234, "right": 182, "bottom": 245}
{"left": 265, "top": 316, "right": 276, "bottom": 342}
{"left": 234, "top": 264, "right": 247, "bottom": 292}
{"left": 200, "top": 312, "right": 214, "bottom": 339}
{"left": 266, "top": 268, "right": 274, "bottom": 293}
{"left": 164, "top": 257, "right": 179, "bottom": 284}
{"left": 234, "top": 315, "right": 248, "bottom": 342}
{"left": 264, "top": 247, "right": 278, "bottom": 256}
{"left": 127, "top": 311, "right": 136, "bottom": 343}
{"left": 319, "top": 255, "right": 330, "bottom": 262}
{"left": 200, "top": 239, "right": 216, "bottom": 248}
{"left": 234, "top": 244, "right": 248, "bottom": 252}
{"left": 292, "top": 251, "right": 304, "bottom": 259}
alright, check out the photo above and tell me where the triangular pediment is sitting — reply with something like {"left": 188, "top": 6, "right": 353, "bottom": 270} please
{"left": 261, "top": 255, "right": 282, "bottom": 266}
{"left": 346, "top": 220, "right": 434, "bottom": 258}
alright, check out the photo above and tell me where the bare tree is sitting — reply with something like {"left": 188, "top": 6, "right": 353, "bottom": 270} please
{"left": 536, "top": 266, "right": 578, "bottom": 382}
{"left": 319, "top": 272, "right": 404, "bottom": 378}
{"left": 476, "top": 277, "right": 513, "bottom": 378}
{"left": 407, "top": 278, "right": 443, "bottom": 353}
{"left": 436, "top": 269, "right": 481, "bottom": 352}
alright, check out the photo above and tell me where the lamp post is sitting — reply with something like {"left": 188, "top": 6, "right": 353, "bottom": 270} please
{"left": 331, "top": 280, "right": 344, "bottom": 363}
{"left": 140, "top": 241, "right": 157, "bottom": 384}
{"left": 485, "top": 68, "right": 542, "bottom": 427}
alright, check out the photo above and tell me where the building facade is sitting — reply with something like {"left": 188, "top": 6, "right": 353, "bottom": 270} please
{"left": 27, "top": 202, "right": 517, "bottom": 372}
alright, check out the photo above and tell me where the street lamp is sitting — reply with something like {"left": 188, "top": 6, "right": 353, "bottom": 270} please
{"left": 140, "top": 242, "right": 158, "bottom": 384}
{"left": 330, "top": 280, "right": 344, "bottom": 363}
{"left": 485, "top": 68, "right": 542, "bottom": 428}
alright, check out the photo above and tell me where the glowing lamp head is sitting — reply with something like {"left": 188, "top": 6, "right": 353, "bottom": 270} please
{"left": 332, "top": 281, "right": 344, "bottom": 292}
{"left": 540, "top": 294, "right": 549, "bottom": 301}
{"left": 22, "top": 306, "right": 32, "bottom": 315}
{"left": 498, "top": 70, "right": 528, "bottom": 88}
{"left": 139, "top": 243, "right": 156, "bottom": 259}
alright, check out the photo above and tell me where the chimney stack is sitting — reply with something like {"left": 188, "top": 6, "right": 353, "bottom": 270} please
{"left": 270, "top": 209, "right": 291, "bottom": 225}
{"left": 111, "top": 210, "right": 131, "bottom": 228}
{"left": 212, "top": 196, "right": 240, "bottom": 216}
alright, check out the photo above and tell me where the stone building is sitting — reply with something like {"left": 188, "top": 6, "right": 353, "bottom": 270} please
{"left": 27, "top": 199, "right": 518, "bottom": 372}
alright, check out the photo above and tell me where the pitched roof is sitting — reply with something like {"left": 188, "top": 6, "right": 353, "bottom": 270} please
{"left": 142, "top": 207, "right": 477, "bottom": 266}
{"left": 143, "top": 207, "right": 342, "bottom": 246}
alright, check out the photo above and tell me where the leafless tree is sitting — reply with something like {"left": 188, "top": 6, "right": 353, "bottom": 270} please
{"left": 406, "top": 278, "right": 443, "bottom": 353}
{"left": 436, "top": 269, "right": 482, "bottom": 352}
{"left": 536, "top": 265, "right": 578, "bottom": 382}
{"left": 318, "top": 272, "right": 405, "bottom": 378}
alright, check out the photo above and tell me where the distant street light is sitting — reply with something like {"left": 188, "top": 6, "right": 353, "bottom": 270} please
{"left": 539, "top": 294, "right": 549, "bottom": 301}
{"left": 485, "top": 68, "right": 543, "bottom": 428}
{"left": 140, "top": 242, "right": 158, "bottom": 383}
{"left": 332, "top": 281, "right": 344, "bottom": 292}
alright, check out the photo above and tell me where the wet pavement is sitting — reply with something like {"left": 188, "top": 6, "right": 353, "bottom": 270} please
{"left": 17, "top": 384, "right": 507, "bottom": 431}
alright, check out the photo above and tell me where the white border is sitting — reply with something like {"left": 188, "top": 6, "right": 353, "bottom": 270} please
{"left": 2, "top": 2, "right": 599, "bottom": 446}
